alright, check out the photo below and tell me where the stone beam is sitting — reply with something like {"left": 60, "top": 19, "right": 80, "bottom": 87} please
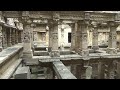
{"left": 52, "top": 61, "right": 77, "bottom": 79}
{"left": 3, "top": 11, "right": 21, "bottom": 18}
{"left": 1, "top": 11, "right": 116, "bottom": 23}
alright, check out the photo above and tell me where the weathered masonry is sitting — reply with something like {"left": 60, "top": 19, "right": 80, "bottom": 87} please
{"left": 0, "top": 11, "right": 120, "bottom": 79}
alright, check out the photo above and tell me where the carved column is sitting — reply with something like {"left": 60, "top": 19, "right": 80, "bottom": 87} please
{"left": 81, "top": 59, "right": 92, "bottom": 79}
{"left": 106, "top": 21, "right": 119, "bottom": 54}
{"left": 46, "top": 26, "right": 49, "bottom": 46}
{"left": 70, "top": 64, "right": 77, "bottom": 77}
{"left": 48, "top": 24, "right": 53, "bottom": 48}
{"left": 0, "top": 25, "right": 3, "bottom": 51}
{"left": 48, "top": 13, "right": 60, "bottom": 57}
{"left": 12, "top": 28, "right": 15, "bottom": 45}
{"left": 2, "top": 27, "right": 7, "bottom": 49}
{"left": 7, "top": 28, "right": 12, "bottom": 47}
{"left": 78, "top": 20, "right": 89, "bottom": 56}
{"left": 70, "top": 23, "right": 76, "bottom": 51}
{"left": 18, "top": 30, "right": 22, "bottom": 43}
{"left": 98, "top": 61, "right": 104, "bottom": 79}
{"left": 116, "top": 61, "right": 120, "bottom": 79}
{"left": 22, "top": 11, "right": 33, "bottom": 59}
{"left": 75, "top": 21, "right": 79, "bottom": 53}
{"left": 60, "top": 28, "right": 64, "bottom": 51}
{"left": 50, "top": 20, "right": 60, "bottom": 57}
{"left": 92, "top": 22, "right": 99, "bottom": 51}
{"left": 16, "top": 29, "right": 18, "bottom": 44}
{"left": 33, "top": 31, "right": 38, "bottom": 41}
{"left": 108, "top": 60, "right": 116, "bottom": 79}
{"left": 31, "top": 24, "right": 35, "bottom": 48}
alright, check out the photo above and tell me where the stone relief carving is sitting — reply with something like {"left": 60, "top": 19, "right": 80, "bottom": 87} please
{"left": 23, "top": 32, "right": 30, "bottom": 43}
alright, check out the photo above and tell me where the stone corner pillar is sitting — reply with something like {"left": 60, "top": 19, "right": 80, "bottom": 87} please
{"left": 22, "top": 12, "right": 33, "bottom": 59}
{"left": 106, "top": 21, "right": 119, "bottom": 54}
{"left": 78, "top": 20, "right": 89, "bottom": 57}
{"left": 48, "top": 18, "right": 60, "bottom": 57}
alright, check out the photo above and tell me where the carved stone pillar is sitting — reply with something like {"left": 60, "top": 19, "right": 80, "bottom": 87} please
{"left": 75, "top": 22, "right": 79, "bottom": 53}
{"left": 60, "top": 28, "right": 64, "bottom": 51}
{"left": 48, "top": 19, "right": 60, "bottom": 57}
{"left": 33, "top": 31, "right": 37, "bottom": 41}
{"left": 75, "top": 64, "right": 83, "bottom": 79}
{"left": 46, "top": 27, "right": 49, "bottom": 46}
{"left": 12, "top": 29, "right": 15, "bottom": 45}
{"left": 92, "top": 22, "right": 99, "bottom": 51}
{"left": 81, "top": 59, "right": 92, "bottom": 79}
{"left": 51, "top": 20, "right": 60, "bottom": 57}
{"left": 108, "top": 60, "right": 116, "bottom": 79}
{"left": 106, "top": 21, "right": 119, "bottom": 54}
{"left": 16, "top": 29, "right": 18, "bottom": 44}
{"left": 31, "top": 24, "right": 35, "bottom": 48}
{"left": 0, "top": 25, "right": 3, "bottom": 51}
{"left": 70, "top": 64, "right": 77, "bottom": 77}
{"left": 22, "top": 11, "right": 33, "bottom": 59}
{"left": 14, "top": 29, "right": 18, "bottom": 44}
{"left": 18, "top": 30, "right": 22, "bottom": 43}
{"left": 116, "top": 61, "right": 120, "bottom": 79}
{"left": 2, "top": 27, "right": 7, "bottom": 49}
{"left": 78, "top": 20, "right": 89, "bottom": 56}
{"left": 98, "top": 61, "right": 104, "bottom": 79}
{"left": 70, "top": 23, "right": 76, "bottom": 51}
{"left": 7, "top": 28, "right": 12, "bottom": 47}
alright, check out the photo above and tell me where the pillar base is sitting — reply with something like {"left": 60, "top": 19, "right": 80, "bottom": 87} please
{"left": 70, "top": 48, "right": 76, "bottom": 52}
{"left": 50, "top": 50, "right": 60, "bottom": 57}
{"left": 79, "top": 49, "right": 89, "bottom": 57}
{"left": 106, "top": 48, "right": 117, "bottom": 54}
{"left": 92, "top": 46, "right": 99, "bottom": 51}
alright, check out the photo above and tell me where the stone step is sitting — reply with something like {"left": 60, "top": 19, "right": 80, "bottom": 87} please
{"left": 33, "top": 51, "right": 49, "bottom": 56}
{"left": 0, "top": 59, "right": 22, "bottom": 79}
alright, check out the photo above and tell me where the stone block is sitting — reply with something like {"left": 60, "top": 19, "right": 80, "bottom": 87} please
{"left": 50, "top": 50, "right": 60, "bottom": 57}
{"left": 106, "top": 48, "right": 117, "bottom": 54}
{"left": 14, "top": 66, "right": 31, "bottom": 79}
{"left": 79, "top": 50, "right": 89, "bottom": 57}
{"left": 92, "top": 46, "right": 99, "bottom": 51}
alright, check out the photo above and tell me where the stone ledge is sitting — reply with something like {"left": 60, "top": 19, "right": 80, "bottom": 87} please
{"left": 0, "top": 59, "right": 22, "bottom": 79}
{"left": 0, "top": 45, "right": 23, "bottom": 66}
